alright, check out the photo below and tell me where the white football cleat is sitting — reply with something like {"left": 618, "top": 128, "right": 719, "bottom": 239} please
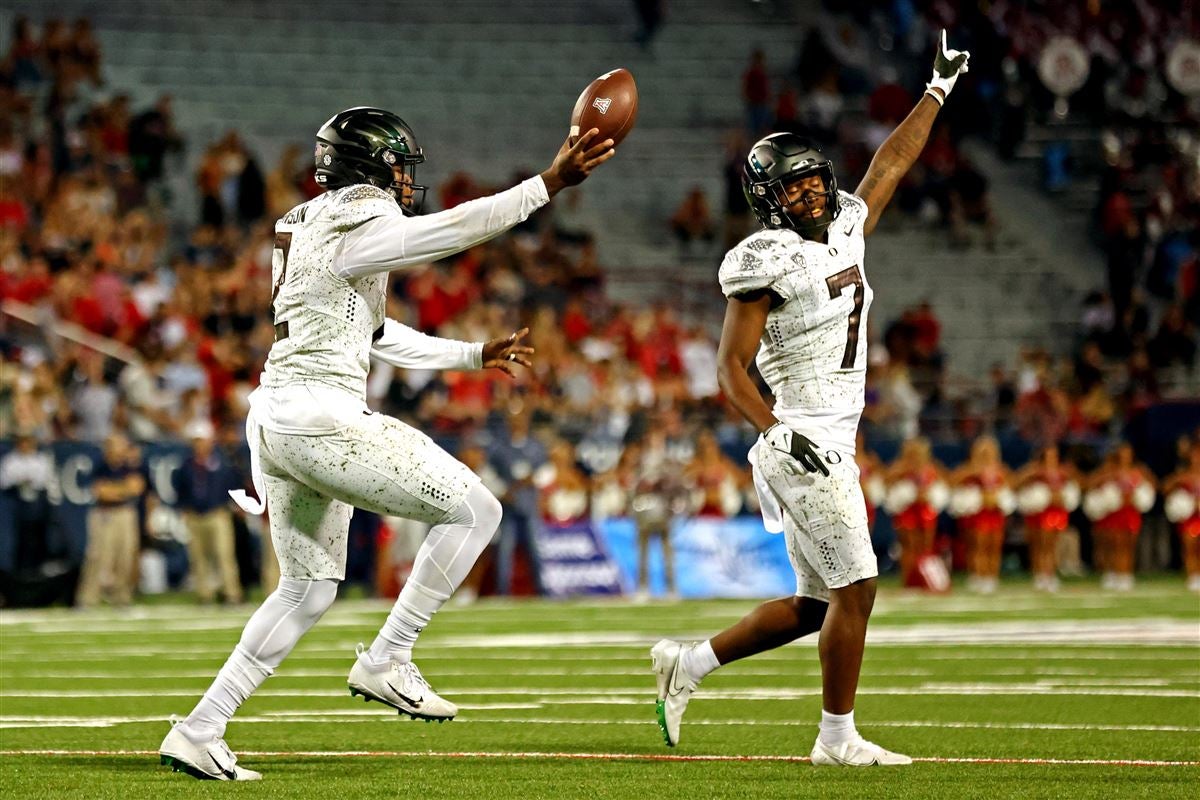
{"left": 810, "top": 734, "right": 912, "bottom": 766}
{"left": 347, "top": 645, "right": 457, "bottom": 722}
{"left": 651, "top": 638, "right": 697, "bottom": 747}
{"left": 158, "top": 722, "right": 261, "bottom": 781}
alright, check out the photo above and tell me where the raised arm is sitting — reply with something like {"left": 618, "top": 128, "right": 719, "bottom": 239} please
{"left": 855, "top": 30, "right": 970, "bottom": 236}
{"left": 337, "top": 130, "right": 614, "bottom": 279}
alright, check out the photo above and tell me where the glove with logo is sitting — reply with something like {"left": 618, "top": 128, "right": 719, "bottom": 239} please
{"left": 926, "top": 29, "right": 970, "bottom": 106}
{"left": 760, "top": 423, "right": 830, "bottom": 477}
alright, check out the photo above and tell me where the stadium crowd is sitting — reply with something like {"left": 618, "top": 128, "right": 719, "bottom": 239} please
{"left": 1, "top": 11, "right": 1198, "bottom": 607}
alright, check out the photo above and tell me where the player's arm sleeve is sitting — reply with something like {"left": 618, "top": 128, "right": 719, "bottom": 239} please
{"left": 370, "top": 318, "right": 484, "bottom": 371}
{"left": 335, "top": 176, "right": 550, "bottom": 279}
{"left": 717, "top": 242, "right": 788, "bottom": 300}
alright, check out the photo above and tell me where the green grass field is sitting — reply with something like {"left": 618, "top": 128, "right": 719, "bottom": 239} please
{"left": 1, "top": 579, "right": 1197, "bottom": 799}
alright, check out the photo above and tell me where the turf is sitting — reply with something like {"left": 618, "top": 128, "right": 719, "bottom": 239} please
{"left": 1, "top": 577, "right": 1197, "bottom": 799}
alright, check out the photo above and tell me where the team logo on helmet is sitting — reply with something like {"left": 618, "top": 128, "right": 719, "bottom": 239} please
{"left": 592, "top": 97, "right": 612, "bottom": 114}
{"left": 382, "top": 151, "right": 397, "bottom": 165}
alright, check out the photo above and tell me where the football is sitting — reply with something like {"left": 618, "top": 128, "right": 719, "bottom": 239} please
{"left": 570, "top": 68, "right": 638, "bottom": 147}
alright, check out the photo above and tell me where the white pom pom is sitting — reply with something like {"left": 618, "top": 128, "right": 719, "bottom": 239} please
{"left": 591, "top": 483, "right": 627, "bottom": 519}
{"left": 1060, "top": 481, "right": 1081, "bottom": 512}
{"left": 949, "top": 485, "right": 982, "bottom": 517}
{"left": 1165, "top": 489, "right": 1197, "bottom": 523}
{"left": 864, "top": 475, "right": 887, "bottom": 507}
{"left": 719, "top": 478, "right": 742, "bottom": 517}
{"left": 548, "top": 489, "right": 588, "bottom": 522}
{"left": 532, "top": 463, "right": 556, "bottom": 489}
{"left": 1083, "top": 488, "right": 1109, "bottom": 521}
{"left": 885, "top": 479, "right": 918, "bottom": 514}
{"left": 926, "top": 480, "right": 951, "bottom": 513}
{"left": 1017, "top": 483, "right": 1052, "bottom": 515}
{"left": 1100, "top": 483, "right": 1123, "bottom": 515}
{"left": 1132, "top": 482, "right": 1156, "bottom": 513}
{"left": 995, "top": 487, "right": 1016, "bottom": 516}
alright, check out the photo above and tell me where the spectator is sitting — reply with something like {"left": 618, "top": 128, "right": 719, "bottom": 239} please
{"left": 487, "top": 409, "right": 546, "bottom": 595}
{"left": 632, "top": 0, "right": 664, "bottom": 50}
{"left": 742, "top": 49, "right": 772, "bottom": 137}
{"left": 128, "top": 94, "right": 183, "bottom": 186}
{"left": 77, "top": 431, "right": 144, "bottom": 607}
{"left": 68, "top": 349, "right": 118, "bottom": 441}
{"left": 0, "top": 429, "right": 59, "bottom": 572}
{"left": 669, "top": 185, "right": 716, "bottom": 259}
{"left": 173, "top": 420, "right": 243, "bottom": 604}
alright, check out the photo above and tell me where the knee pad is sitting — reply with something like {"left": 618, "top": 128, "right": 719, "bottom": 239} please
{"left": 440, "top": 482, "right": 503, "bottom": 534}
{"left": 274, "top": 577, "right": 339, "bottom": 618}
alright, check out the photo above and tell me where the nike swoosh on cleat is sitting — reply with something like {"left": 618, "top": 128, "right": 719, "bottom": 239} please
{"left": 386, "top": 679, "right": 422, "bottom": 708}
{"left": 667, "top": 659, "right": 690, "bottom": 697}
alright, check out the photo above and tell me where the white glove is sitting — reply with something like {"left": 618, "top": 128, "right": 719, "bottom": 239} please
{"left": 926, "top": 29, "right": 970, "bottom": 105}
{"left": 760, "top": 423, "right": 829, "bottom": 477}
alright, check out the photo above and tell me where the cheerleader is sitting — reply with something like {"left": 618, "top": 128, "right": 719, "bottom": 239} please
{"left": 884, "top": 437, "right": 948, "bottom": 586}
{"left": 950, "top": 436, "right": 1014, "bottom": 593}
{"left": 1086, "top": 444, "right": 1156, "bottom": 591}
{"left": 684, "top": 432, "right": 745, "bottom": 519}
{"left": 537, "top": 439, "right": 591, "bottom": 525}
{"left": 1013, "top": 445, "right": 1081, "bottom": 592}
{"left": 1162, "top": 437, "right": 1200, "bottom": 592}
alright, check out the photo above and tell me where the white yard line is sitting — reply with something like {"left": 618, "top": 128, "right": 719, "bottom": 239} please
{"left": 2, "top": 713, "right": 1196, "bottom": 734}
{"left": 3, "top": 685, "right": 1197, "bottom": 699}
{"left": 0, "top": 748, "right": 1196, "bottom": 767}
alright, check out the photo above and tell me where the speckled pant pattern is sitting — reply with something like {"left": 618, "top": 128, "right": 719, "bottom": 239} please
{"left": 755, "top": 446, "right": 878, "bottom": 600}
{"left": 258, "top": 412, "right": 479, "bottom": 581}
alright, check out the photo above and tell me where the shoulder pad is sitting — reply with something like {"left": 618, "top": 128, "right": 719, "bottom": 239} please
{"left": 718, "top": 230, "right": 791, "bottom": 298}
{"left": 836, "top": 191, "right": 868, "bottom": 232}
{"left": 329, "top": 184, "right": 400, "bottom": 232}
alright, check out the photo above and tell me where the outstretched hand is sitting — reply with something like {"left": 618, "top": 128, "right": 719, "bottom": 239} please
{"left": 927, "top": 29, "right": 970, "bottom": 102}
{"left": 540, "top": 129, "right": 615, "bottom": 196}
{"left": 481, "top": 328, "right": 534, "bottom": 378}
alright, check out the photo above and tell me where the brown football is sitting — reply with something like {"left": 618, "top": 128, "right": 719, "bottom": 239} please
{"left": 570, "top": 68, "right": 638, "bottom": 147}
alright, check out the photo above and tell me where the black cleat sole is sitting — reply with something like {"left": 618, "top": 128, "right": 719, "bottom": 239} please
{"left": 349, "top": 686, "right": 454, "bottom": 723}
{"left": 160, "top": 754, "right": 219, "bottom": 780}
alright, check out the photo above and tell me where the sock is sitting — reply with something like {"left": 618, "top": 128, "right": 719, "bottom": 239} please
{"left": 368, "top": 579, "right": 442, "bottom": 665}
{"left": 368, "top": 483, "right": 501, "bottom": 664}
{"left": 681, "top": 640, "right": 720, "bottom": 682}
{"left": 819, "top": 709, "right": 857, "bottom": 747}
{"left": 183, "top": 646, "right": 271, "bottom": 740}
{"left": 184, "top": 577, "right": 338, "bottom": 739}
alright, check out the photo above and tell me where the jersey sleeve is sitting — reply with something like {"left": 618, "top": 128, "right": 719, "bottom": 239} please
{"left": 718, "top": 234, "right": 788, "bottom": 299}
{"left": 334, "top": 176, "right": 550, "bottom": 279}
{"left": 328, "top": 185, "right": 403, "bottom": 233}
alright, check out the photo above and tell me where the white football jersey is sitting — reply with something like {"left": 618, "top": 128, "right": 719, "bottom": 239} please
{"left": 261, "top": 184, "right": 399, "bottom": 399}
{"left": 719, "top": 191, "right": 873, "bottom": 451}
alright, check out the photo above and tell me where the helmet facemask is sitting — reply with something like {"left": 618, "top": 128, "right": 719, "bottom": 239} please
{"left": 750, "top": 163, "right": 840, "bottom": 239}
{"left": 379, "top": 148, "right": 427, "bottom": 215}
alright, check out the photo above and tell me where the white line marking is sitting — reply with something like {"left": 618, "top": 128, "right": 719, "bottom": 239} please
{"left": 3, "top": 714, "right": 1196, "bottom": 734}
{"left": 1, "top": 749, "right": 1196, "bottom": 767}
{"left": 3, "top": 685, "right": 1197, "bottom": 699}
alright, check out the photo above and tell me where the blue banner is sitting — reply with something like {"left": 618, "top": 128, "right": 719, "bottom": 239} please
{"left": 0, "top": 440, "right": 192, "bottom": 571}
{"left": 600, "top": 516, "right": 795, "bottom": 599}
{"left": 533, "top": 520, "right": 624, "bottom": 598}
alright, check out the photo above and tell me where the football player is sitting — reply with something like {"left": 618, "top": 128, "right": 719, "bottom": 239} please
{"left": 652, "top": 32, "right": 970, "bottom": 765}
{"left": 159, "top": 107, "right": 614, "bottom": 780}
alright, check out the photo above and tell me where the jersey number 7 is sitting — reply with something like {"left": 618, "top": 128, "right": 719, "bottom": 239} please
{"left": 825, "top": 265, "right": 864, "bottom": 369}
{"left": 270, "top": 232, "right": 293, "bottom": 319}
